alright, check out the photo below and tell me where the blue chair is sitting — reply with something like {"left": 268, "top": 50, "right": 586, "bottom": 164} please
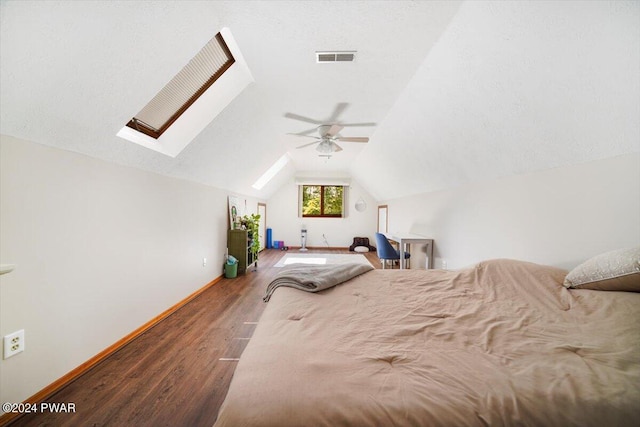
{"left": 374, "top": 233, "right": 410, "bottom": 269}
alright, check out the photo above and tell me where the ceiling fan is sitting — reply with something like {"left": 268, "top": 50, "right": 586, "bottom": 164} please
{"left": 284, "top": 103, "right": 375, "bottom": 156}
{"left": 291, "top": 124, "right": 369, "bottom": 155}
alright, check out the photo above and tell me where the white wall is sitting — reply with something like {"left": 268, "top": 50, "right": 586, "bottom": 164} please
{"left": 267, "top": 178, "right": 377, "bottom": 249}
{"left": 383, "top": 153, "right": 640, "bottom": 271}
{"left": 0, "top": 135, "right": 233, "bottom": 408}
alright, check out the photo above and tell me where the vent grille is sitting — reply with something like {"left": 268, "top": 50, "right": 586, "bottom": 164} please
{"left": 316, "top": 51, "right": 356, "bottom": 63}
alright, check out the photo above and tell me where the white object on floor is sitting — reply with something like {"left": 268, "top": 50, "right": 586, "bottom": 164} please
{"left": 300, "top": 228, "right": 308, "bottom": 251}
{"left": 274, "top": 253, "right": 372, "bottom": 268}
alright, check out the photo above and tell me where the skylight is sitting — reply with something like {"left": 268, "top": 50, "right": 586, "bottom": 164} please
{"left": 126, "top": 33, "right": 234, "bottom": 139}
{"left": 117, "top": 28, "right": 254, "bottom": 157}
{"left": 252, "top": 153, "right": 291, "bottom": 190}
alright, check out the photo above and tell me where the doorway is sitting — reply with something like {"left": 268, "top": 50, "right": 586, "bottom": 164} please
{"left": 377, "top": 205, "right": 388, "bottom": 233}
{"left": 258, "top": 203, "right": 267, "bottom": 251}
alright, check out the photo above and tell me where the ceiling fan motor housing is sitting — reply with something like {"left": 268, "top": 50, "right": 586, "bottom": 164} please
{"left": 318, "top": 124, "right": 333, "bottom": 137}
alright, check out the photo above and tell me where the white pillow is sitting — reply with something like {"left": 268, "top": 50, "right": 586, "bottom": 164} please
{"left": 564, "top": 247, "right": 640, "bottom": 292}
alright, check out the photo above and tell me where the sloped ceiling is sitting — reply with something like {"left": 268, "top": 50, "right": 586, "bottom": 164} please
{"left": 352, "top": 0, "right": 640, "bottom": 199}
{"left": 1, "top": 1, "right": 638, "bottom": 201}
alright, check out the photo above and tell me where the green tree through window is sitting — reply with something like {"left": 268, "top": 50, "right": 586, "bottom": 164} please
{"left": 302, "top": 185, "right": 343, "bottom": 217}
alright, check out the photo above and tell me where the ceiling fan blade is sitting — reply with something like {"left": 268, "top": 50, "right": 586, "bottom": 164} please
{"left": 339, "top": 122, "right": 377, "bottom": 127}
{"left": 327, "top": 124, "right": 344, "bottom": 137}
{"left": 337, "top": 137, "right": 369, "bottom": 143}
{"left": 296, "top": 141, "right": 320, "bottom": 149}
{"left": 287, "top": 133, "right": 320, "bottom": 140}
{"left": 328, "top": 102, "right": 349, "bottom": 122}
{"left": 290, "top": 127, "right": 319, "bottom": 136}
{"left": 284, "top": 112, "right": 323, "bottom": 125}
{"left": 332, "top": 142, "right": 343, "bottom": 152}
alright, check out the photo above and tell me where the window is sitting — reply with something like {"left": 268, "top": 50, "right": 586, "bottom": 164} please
{"left": 125, "top": 32, "right": 235, "bottom": 139}
{"left": 116, "top": 28, "right": 254, "bottom": 158}
{"left": 252, "top": 154, "right": 290, "bottom": 190}
{"left": 301, "top": 185, "right": 344, "bottom": 217}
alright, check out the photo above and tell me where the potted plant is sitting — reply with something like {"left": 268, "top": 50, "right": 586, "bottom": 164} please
{"left": 240, "top": 213, "right": 261, "bottom": 263}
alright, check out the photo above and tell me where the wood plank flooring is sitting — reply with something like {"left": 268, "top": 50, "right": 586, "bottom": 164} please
{"left": 9, "top": 249, "right": 381, "bottom": 427}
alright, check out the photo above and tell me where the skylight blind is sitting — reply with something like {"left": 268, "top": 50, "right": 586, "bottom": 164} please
{"left": 127, "top": 33, "right": 234, "bottom": 139}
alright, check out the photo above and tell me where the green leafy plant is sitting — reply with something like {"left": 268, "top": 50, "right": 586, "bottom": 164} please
{"left": 241, "top": 213, "right": 261, "bottom": 260}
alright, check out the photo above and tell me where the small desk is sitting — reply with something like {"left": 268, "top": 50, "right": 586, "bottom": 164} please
{"left": 384, "top": 233, "right": 434, "bottom": 269}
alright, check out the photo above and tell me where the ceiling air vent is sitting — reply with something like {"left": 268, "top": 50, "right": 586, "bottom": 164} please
{"left": 316, "top": 51, "right": 356, "bottom": 63}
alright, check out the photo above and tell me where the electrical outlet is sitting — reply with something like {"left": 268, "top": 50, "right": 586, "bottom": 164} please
{"left": 3, "top": 329, "right": 25, "bottom": 359}
{"left": 442, "top": 260, "right": 448, "bottom": 270}
{"left": 202, "top": 257, "right": 207, "bottom": 266}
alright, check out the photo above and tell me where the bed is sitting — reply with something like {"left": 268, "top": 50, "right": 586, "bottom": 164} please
{"left": 214, "top": 255, "right": 640, "bottom": 426}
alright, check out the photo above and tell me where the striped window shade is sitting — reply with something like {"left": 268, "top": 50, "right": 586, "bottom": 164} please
{"left": 126, "top": 32, "right": 235, "bottom": 139}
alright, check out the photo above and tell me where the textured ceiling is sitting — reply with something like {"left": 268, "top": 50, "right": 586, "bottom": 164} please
{"left": 1, "top": 1, "right": 638, "bottom": 200}
{"left": 352, "top": 0, "right": 640, "bottom": 199}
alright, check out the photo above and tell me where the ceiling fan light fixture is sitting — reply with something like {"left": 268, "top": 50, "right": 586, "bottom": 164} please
{"left": 316, "top": 140, "right": 334, "bottom": 154}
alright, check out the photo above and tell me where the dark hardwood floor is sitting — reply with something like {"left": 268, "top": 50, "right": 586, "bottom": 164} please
{"left": 9, "top": 249, "right": 381, "bottom": 427}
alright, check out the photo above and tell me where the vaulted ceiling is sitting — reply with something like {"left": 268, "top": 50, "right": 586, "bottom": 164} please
{"left": 1, "top": 1, "right": 638, "bottom": 201}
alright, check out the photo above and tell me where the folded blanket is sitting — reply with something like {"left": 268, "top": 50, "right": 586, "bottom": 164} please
{"left": 264, "top": 262, "right": 374, "bottom": 302}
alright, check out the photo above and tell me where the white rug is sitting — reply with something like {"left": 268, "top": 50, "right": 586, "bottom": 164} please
{"left": 274, "top": 253, "right": 373, "bottom": 268}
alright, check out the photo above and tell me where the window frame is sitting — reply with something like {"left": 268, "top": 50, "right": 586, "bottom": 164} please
{"left": 125, "top": 32, "right": 235, "bottom": 140}
{"left": 301, "top": 185, "right": 345, "bottom": 218}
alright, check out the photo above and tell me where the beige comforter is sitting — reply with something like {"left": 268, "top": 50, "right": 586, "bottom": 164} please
{"left": 214, "top": 259, "right": 640, "bottom": 426}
